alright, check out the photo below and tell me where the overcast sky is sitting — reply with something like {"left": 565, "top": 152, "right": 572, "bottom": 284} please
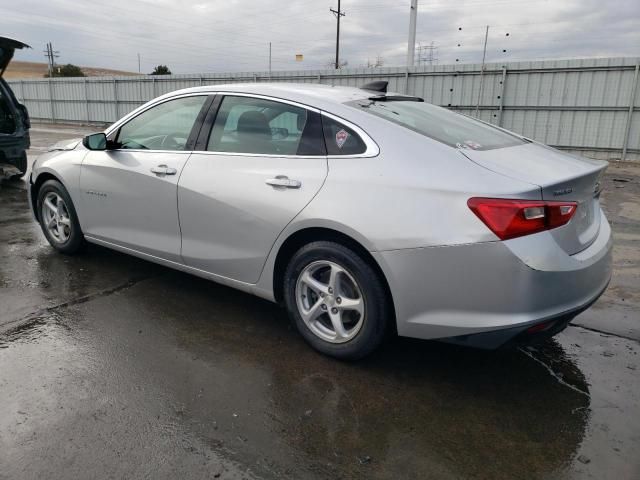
{"left": 2, "top": 0, "right": 639, "bottom": 74}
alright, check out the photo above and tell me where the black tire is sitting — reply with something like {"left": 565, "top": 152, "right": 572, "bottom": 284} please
{"left": 283, "top": 241, "right": 391, "bottom": 360}
{"left": 36, "top": 179, "right": 85, "bottom": 254}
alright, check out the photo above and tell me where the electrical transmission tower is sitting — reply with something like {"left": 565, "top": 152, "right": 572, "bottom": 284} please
{"left": 330, "top": 0, "right": 346, "bottom": 69}
{"left": 417, "top": 41, "right": 438, "bottom": 66}
{"left": 43, "top": 42, "right": 60, "bottom": 77}
{"left": 366, "top": 55, "right": 384, "bottom": 68}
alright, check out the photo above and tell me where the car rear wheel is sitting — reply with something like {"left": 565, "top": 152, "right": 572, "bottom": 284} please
{"left": 283, "top": 241, "right": 390, "bottom": 360}
{"left": 37, "top": 179, "right": 85, "bottom": 254}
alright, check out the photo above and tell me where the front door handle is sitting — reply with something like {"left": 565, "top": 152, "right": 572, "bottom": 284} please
{"left": 150, "top": 165, "right": 177, "bottom": 175}
{"left": 265, "top": 175, "right": 301, "bottom": 189}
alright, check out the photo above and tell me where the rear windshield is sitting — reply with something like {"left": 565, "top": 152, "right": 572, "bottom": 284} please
{"left": 347, "top": 99, "right": 526, "bottom": 151}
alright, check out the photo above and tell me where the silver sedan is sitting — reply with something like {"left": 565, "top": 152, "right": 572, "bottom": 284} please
{"left": 28, "top": 82, "right": 612, "bottom": 359}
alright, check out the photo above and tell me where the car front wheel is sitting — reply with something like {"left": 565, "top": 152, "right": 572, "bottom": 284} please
{"left": 283, "top": 241, "right": 390, "bottom": 360}
{"left": 37, "top": 179, "right": 85, "bottom": 254}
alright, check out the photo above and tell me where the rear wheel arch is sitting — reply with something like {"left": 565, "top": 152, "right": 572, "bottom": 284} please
{"left": 272, "top": 227, "right": 396, "bottom": 324}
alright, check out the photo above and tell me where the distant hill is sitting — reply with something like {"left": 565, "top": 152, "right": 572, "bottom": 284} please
{"left": 4, "top": 61, "right": 140, "bottom": 79}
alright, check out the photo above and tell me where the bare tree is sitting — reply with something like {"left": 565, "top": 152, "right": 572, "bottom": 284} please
{"left": 326, "top": 59, "right": 348, "bottom": 69}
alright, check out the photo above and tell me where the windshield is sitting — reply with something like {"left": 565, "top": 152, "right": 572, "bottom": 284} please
{"left": 348, "top": 99, "right": 526, "bottom": 151}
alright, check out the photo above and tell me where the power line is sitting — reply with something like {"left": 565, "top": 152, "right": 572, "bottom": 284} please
{"left": 330, "top": 0, "right": 346, "bottom": 69}
{"left": 475, "top": 25, "right": 490, "bottom": 117}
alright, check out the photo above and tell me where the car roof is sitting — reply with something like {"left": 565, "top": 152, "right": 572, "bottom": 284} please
{"left": 164, "top": 83, "right": 375, "bottom": 111}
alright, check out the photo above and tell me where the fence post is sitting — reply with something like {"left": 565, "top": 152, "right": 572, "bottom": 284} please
{"left": 20, "top": 80, "right": 25, "bottom": 103}
{"left": 84, "top": 78, "right": 90, "bottom": 123}
{"left": 48, "top": 78, "right": 55, "bottom": 122}
{"left": 138, "top": 77, "right": 143, "bottom": 106}
{"left": 621, "top": 62, "right": 639, "bottom": 161}
{"left": 497, "top": 66, "right": 507, "bottom": 127}
{"left": 112, "top": 78, "right": 118, "bottom": 122}
{"left": 404, "top": 67, "right": 410, "bottom": 94}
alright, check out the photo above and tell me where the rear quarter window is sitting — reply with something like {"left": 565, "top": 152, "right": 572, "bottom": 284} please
{"left": 322, "top": 116, "right": 367, "bottom": 155}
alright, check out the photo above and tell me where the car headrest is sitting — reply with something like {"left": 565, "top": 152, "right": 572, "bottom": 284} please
{"left": 297, "top": 112, "right": 306, "bottom": 132}
{"left": 237, "top": 111, "right": 271, "bottom": 137}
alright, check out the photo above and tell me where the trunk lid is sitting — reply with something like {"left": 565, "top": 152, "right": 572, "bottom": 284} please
{"left": 461, "top": 142, "right": 607, "bottom": 255}
{"left": 0, "top": 37, "right": 30, "bottom": 76}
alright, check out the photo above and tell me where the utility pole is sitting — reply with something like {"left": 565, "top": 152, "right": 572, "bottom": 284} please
{"left": 50, "top": 42, "right": 59, "bottom": 74}
{"left": 137, "top": 53, "right": 141, "bottom": 74}
{"left": 43, "top": 43, "right": 50, "bottom": 77}
{"left": 406, "top": 0, "right": 418, "bottom": 67}
{"left": 330, "top": 0, "right": 345, "bottom": 69}
{"left": 475, "top": 25, "right": 489, "bottom": 117}
{"left": 43, "top": 42, "right": 59, "bottom": 77}
{"left": 269, "top": 42, "right": 272, "bottom": 78}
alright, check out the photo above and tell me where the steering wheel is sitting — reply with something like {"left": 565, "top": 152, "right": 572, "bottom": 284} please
{"left": 160, "top": 134, "right": 184, "bottom": 150}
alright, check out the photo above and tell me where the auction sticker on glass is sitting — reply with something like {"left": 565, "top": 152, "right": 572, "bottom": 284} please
{"left": 336, "top": 129, "right": 349, "bottom": 149}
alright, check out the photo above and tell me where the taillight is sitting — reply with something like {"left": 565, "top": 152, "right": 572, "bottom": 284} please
{"left": 467, "top": 198, "right": 577, "bottom": 240}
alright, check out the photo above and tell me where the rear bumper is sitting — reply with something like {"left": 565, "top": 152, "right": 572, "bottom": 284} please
{"left": 374, "top": 209, "right": 612, "bottom": 347}
{"left": 440, "top": 280, "right": 608, "bottom": 348}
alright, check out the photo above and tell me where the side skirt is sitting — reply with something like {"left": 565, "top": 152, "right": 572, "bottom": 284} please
{"left": 84, "top": 235, "right": 275, "bottom": 302}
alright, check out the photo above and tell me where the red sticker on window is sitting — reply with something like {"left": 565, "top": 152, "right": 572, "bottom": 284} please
{"left": 464, "top": 140, "right": 482, "bottom": 149}
{"left": 335, "top": 129, "right": 349, "bottom": 149}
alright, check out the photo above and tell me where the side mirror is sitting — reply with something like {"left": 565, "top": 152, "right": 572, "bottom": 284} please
{"left": 83, "top": 133, "right": 107, "bottom": 151}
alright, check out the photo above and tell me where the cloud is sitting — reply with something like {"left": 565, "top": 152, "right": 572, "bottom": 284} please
{"left": 1, "top": 0, "right": 638, "bottom": 73}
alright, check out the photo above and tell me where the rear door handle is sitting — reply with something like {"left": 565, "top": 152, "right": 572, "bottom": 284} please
{"left": 265, "top": 175, "right": 301, "bottom": 189}
{"left": 150, "top": 165, "right": 177, "bottom": 175}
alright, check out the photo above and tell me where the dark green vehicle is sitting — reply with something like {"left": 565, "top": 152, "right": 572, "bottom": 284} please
{"left": 0, "top": 36, "right": 30, "bottom": 178}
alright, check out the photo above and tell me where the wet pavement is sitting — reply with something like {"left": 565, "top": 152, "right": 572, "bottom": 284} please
{"left": 0, "top": 124, "right": 639, "bottom": 479}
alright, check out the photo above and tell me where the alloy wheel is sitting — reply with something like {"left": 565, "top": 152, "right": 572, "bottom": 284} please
{"left": 295, "top": 260, "right": 365, "bottom": 343}
{"left": 42, "top": 192, "right": 72, "bottom": 243}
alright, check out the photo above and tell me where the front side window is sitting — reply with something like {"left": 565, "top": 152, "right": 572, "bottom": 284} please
{"left": 348, "top": 99, "right": 525, "bottom": 151}
{"left": 207, "top": 96, "right": 325, "bottom": 156}
{"left": 116, "top": 95, "right": 208, "bottom": 151}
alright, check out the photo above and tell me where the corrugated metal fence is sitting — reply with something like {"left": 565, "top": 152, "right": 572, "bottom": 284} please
{"left": 8, "top": 57, "right": 640, "bottom": 161}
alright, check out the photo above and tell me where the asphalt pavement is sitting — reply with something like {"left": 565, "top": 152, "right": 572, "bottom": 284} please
{"left": 0, "top": 124, "right": 638, "bottom": 479}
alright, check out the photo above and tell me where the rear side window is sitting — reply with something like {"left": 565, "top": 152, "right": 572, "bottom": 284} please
{"left": 348, "top": 100, "right": 525, "bottom": 151}
{"left": 207, "top": 96, "right": 325, "bottom": 156}
{"left": 322, "top": 116, "right": 367, "bottom": 155}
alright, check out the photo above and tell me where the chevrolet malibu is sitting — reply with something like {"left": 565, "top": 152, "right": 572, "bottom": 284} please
{"left": 29, "top": 82, "right": 612, "bottom": 359}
